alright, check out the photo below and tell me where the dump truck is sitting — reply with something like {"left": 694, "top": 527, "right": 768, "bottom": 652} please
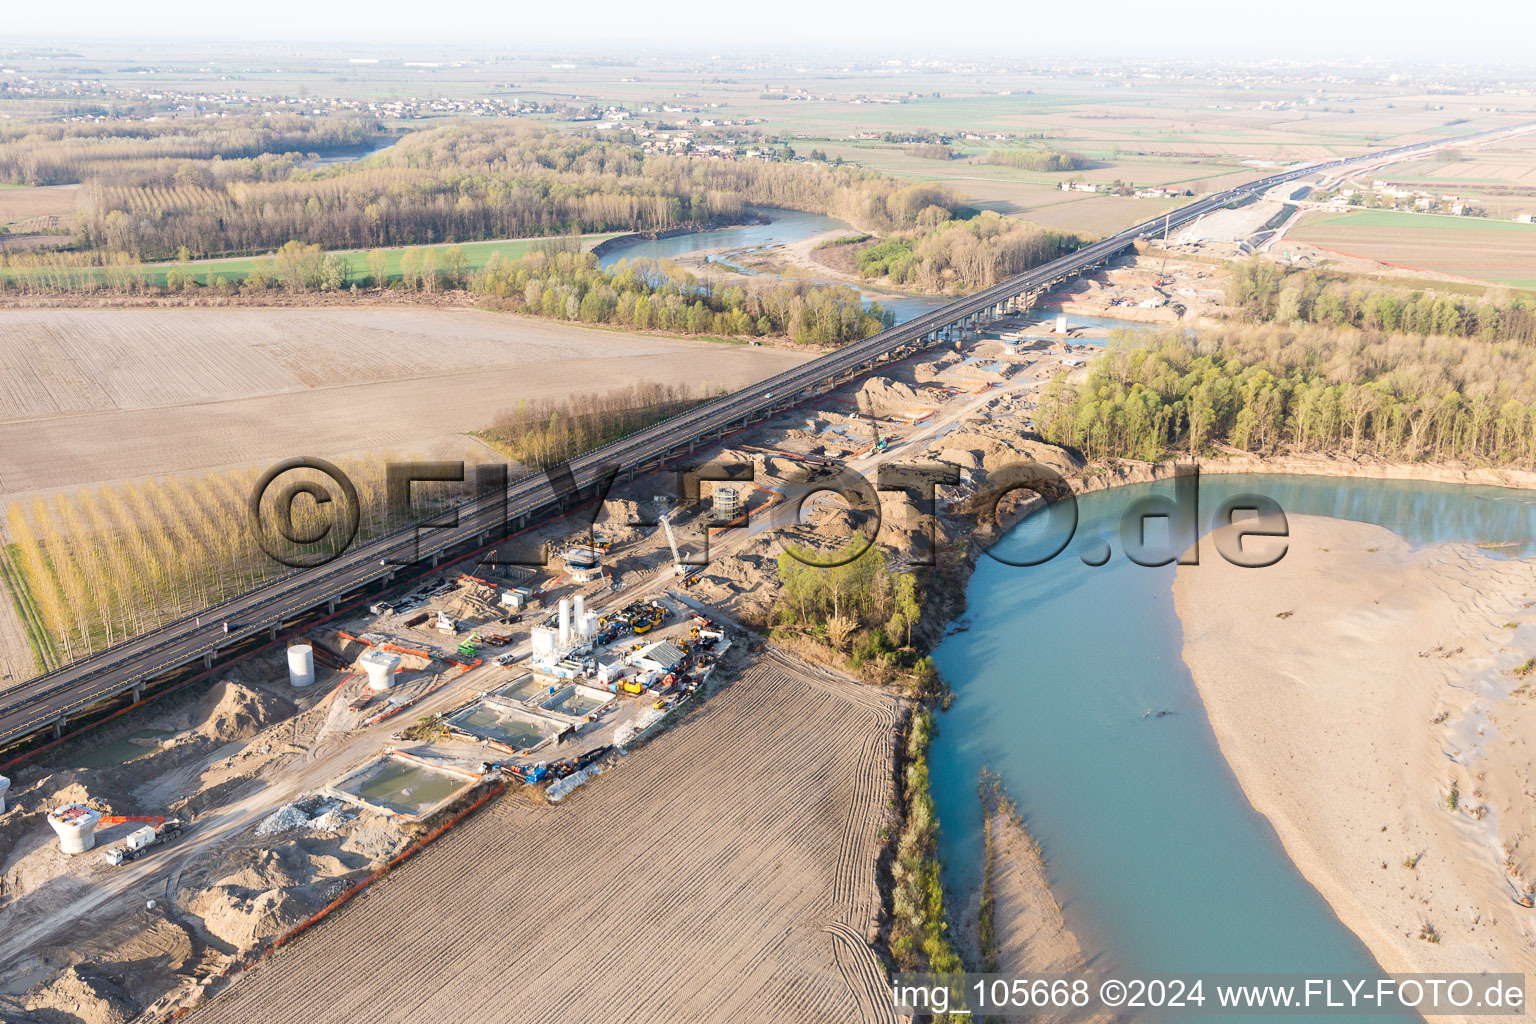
{"left": 104, "top": 819, "right": 183, "bottom": 866}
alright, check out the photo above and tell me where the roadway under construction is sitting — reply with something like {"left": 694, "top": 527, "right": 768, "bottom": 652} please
{"left": 0, "top": 121, "right": 1524, "bottom": 754}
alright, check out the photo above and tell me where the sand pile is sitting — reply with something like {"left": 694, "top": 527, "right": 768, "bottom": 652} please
{"left": 25, "top": 964, "right": 134, "bottom": 1024}
{"left": 911, "top": 350, "right": 963, "bottom": 383}
{"left": 855, "top": 378, "right": 928, "bottom": 418}
{"left": 189, "top": 887, "right": 306, "bottom": 950}
{"left": 185, "top": 847, "right": 312, "bottom": 950}
{"left": 926, "top": 430, "right": 1080, "bottom": 479}
{"left": 189, "top": 681, "right": 293, "bottom": 742}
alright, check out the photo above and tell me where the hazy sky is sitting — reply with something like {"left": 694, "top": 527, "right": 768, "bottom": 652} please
{"left": 6, "top": 0, "right": 1534, "bottom": 59}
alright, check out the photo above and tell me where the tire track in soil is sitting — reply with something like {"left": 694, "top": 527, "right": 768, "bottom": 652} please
{"left": 191, "top": 658, "right": 899, "bottom": 1024}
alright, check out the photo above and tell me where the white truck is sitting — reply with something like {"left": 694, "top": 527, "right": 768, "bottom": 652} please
{"left": 104, "top": 820, "right": 182, "bottom": 866}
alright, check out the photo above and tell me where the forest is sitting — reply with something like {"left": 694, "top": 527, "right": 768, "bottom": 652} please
{"left": 1041, "top": 321, "right": 1536, "bottom": 465}
{"left": 854, "top": 210, "right": 1078, "bottom": 293}
{"left": 0, "top": 114, "right": 379, "bottom": 185}
{"left": 983, "top": 148, "right": 1092, "bottom": 172}
{"left": 4, "top": 118, "right": 967, "bottom": 261}
{"left": 1225, "top": 259, "right": 1536, "bottom": 343}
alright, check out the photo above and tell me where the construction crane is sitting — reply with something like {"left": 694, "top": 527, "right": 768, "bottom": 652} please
{"left": 658, "top": 508, "right": 686, "bottom": 576}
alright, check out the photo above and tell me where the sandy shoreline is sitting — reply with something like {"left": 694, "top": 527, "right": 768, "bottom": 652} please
{"left": 1174, "top": 514, "right": 1536, "bottom": 1004}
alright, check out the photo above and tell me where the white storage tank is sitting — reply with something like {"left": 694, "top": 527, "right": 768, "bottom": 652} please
{"left": 48, "top": 803, "right": 102, "bottom": 854}
{"left": 579, "top": 612, "right": 599, "bottom": 640}
{"left": 558, "top": 598, "right": 572, "bottom": 646}
{"left": 359, "top": 649, "right": 402, "bottom": 692}
{"left": 0, "top": 774, "right": 10, "bottom": 814}
{"left": 1056, "top": 314, "right": 1069, "bottom": 334}
{"left": 287, "top": 644, "right": 316, "bottom": 688}
{"left": 531, "top": 626, "right": 558, "bottom": 659}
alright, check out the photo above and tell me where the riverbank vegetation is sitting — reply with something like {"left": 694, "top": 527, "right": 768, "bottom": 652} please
{"left": 853, "top": 210, "right": 1079, "bottom": 294}
{"left": 889, "top": 708, "right": 966, "bottom": 997}
{"left": 773, "top": 544, "right": 938, "bottom": 691}
{"left": 1041, "top": 319, "right": 1536, "bottom": 464}
{"left": 474, "top": 247, "right": 893, "bottom": 344}
{"left": 4, "top": 119, "right": 967, "bottom": 263}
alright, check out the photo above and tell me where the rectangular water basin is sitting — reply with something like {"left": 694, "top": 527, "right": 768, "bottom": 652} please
{"left": 446, "top": 698, "right": 567, "bottom": 753}
{"left": 538, "top": 684, "right": 614, "bottom": 719}
{"left": 330, "top": 753, "right": 478, "bottom": 820}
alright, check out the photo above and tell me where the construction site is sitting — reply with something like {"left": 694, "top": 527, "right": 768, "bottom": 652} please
{"left": 0, "top": 302, "right": 1098, "bottom": 1023}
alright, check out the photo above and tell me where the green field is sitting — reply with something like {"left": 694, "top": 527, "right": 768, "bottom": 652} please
{"left": 3, "top": 232, "right": 625, "bottom": 289}
{"left": 1291, "top": 209, "right": 1536, "bottom": 288}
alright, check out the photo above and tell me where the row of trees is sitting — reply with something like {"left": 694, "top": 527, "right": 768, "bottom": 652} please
{"left": 480, "top": 381, "right": 716, "bottom": 470}
{"left": 2, "top": 456, "right": 426, "bottom": 667}
{"left": 472, "top": 248, "right": 893, "bottom": 344}
{"left": 51, "top": 121, "right": 965, "bottom": 261}
{"left": 1041, "top": 324, "right": 1536, "bottom": 465}
{"left": 1226, "top": 259, "right": 1536, "bottom": 343}
{"left": 855, "top": 210, "right": 1078, "bottom": 293}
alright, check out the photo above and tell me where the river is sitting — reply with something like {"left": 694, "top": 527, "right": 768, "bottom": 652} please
{"left": 929, "top": 473, "right": 1536, "bottom": 994}
{"left": 593, "top": 207, "right": 1153, "bottom": 335}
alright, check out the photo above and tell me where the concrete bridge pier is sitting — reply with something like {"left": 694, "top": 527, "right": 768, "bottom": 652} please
{"left": 203, "top": 652, "right": 214, "bottom": 670}
{"left": 53, "top": 715, "right": 65, "bottom": 739}
{"left": 132, "top": 683, "right": 143, "bottom": 703}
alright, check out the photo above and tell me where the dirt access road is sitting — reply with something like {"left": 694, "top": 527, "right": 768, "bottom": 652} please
{"left": 190, "top": 654, "right": 901, "bottom": 1024}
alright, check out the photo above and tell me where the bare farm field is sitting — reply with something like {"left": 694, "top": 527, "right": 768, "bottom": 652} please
{"left": 0, "top": 307, "right": 811, "bottom": 497}
{"left": 190, "top": 656, "right": 902, "bottom": 1024}
{"left": 1289, "top": 209, "right": 1536, "bottom": 289}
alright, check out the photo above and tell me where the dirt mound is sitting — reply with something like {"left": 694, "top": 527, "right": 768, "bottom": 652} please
{"left": 188, "top": 886, "right": 306, "bottom": 951}
{"left": 912, "top": 350, "right": 963, "bottom": 383}
{"left": 924, "top": 430, "right": 1082, "bottom": 480}
{"left": 25, "top": 964, "right": 135, "bottom": 1024}
{"left": 189, "top": 682, "right": 293, "bottom": 742}
{"left": 856, "top": 378, "right": 928, "bottom": 418}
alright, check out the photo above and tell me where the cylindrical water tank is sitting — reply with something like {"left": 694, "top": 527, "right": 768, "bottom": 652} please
{"left": 573, "top": 594, "right": 585, "bottom": 627}
{"left": 360, "top": 649, "right": 402, "bottom": 692}
{"left": 287, "top": 644, "right": 315, "bottom": 688}
{"left": 558, "top": 599, "right": 572, "bottom": 646}
{"left": 0, "top": 774, "right": 10, "bottom": 814}
{"left": 48, "top": 803, "right": 102, "bottom": 854}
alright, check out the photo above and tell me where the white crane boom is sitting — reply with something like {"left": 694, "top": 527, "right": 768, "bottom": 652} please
{"left": 658, "top": 509, "right": 685, "bottom": 575}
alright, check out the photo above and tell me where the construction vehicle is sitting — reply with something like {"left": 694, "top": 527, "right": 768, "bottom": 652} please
{"left": 621, "top": 675, "right": 647, "bottom": 694}
{"left": 436, "top": 611, "right": 458, "bottom": 635}
{"left": 482, "top": 759, "right": 549, "bottom": 784}
{"left": 103, "top": 817, "right": 183, "bottom": 866}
